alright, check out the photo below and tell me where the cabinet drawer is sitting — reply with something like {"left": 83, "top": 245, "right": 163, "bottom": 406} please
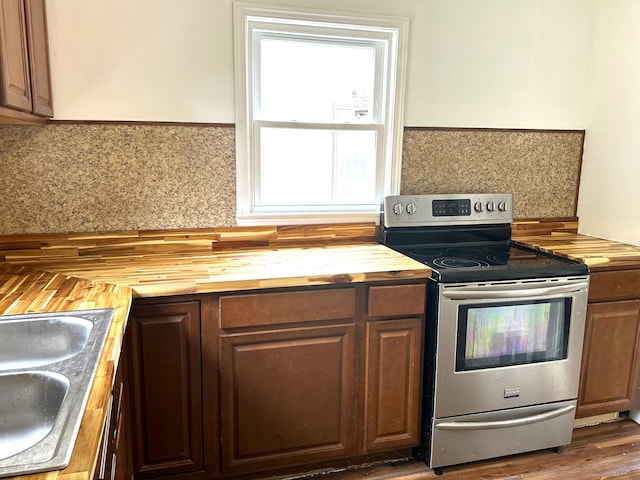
{"left": 368, "top": 284, "right": 426, "bottom": 318}
{"left": 219, "top": 288, "right": 356, "bottom": 329}
{"left": 589, "top": 270, "right": 640, "bottom": 302}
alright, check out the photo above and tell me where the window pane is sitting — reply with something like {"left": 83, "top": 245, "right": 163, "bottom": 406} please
{"left": 258, "top": 38, "right": 376, "bottom": 123}
{"left": 258, "top": 128, "right": 377, "bottom": 207}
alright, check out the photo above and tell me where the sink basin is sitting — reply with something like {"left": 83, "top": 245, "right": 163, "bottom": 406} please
{"left": 0, "top": 372, "right": 70, "bottom": 461}
{"left": 0, "top": 308, "right": 114, "bottom": 478}
{"left": 0, "top": 316, "right": 93, "bottom": 371}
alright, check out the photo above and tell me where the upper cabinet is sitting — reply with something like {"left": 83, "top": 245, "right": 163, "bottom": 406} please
{"left": 0, "top": 0, "right": 53, "bottom": 123}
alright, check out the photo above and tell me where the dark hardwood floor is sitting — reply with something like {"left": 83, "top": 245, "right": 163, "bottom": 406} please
{"left": 322, "top": 419, "right": 640, "bottom": 480}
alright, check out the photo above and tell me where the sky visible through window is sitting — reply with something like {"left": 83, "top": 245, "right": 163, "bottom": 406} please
{"left": 257, "top": 38, "right": 378, "bottom": 207}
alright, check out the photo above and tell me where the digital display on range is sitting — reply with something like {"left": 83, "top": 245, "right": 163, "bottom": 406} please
{"left": 432, "top": 199, "right": 471, "bottom": 217}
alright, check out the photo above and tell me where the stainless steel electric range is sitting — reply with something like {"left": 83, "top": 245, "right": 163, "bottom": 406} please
{"left": 378, "top": 193, "right": 589, "bottom": 473}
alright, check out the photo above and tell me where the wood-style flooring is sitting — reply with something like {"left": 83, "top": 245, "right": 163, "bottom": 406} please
{"left": 323, "top": 419, "right": 640, "bottom": 480}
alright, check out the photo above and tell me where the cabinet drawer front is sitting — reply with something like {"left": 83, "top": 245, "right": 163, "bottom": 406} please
{"left": 220, "top": 288, "right": 356, "bottom": 329}
{"left": 368, "top": 284, "right": 426, "bottom": 318}
{"left": 589, "top": 270, "right": 640, "bottom": 302}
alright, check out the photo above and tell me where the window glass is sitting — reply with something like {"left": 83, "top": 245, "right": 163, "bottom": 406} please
{"left": 258, "top": 38, "right": 376, "bottom": 123}
{"left": 233, "top": 3, "right": 408, "bottom": 225}
{"left": 456, "top": 299, "right": 571, "bottom": 371}
{"left": 258, "top": 128, "right": 377, "bottom": 207}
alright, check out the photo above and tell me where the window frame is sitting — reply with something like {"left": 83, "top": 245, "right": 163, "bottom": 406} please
{"left": 233, "top": 2, "right": 409, "bottom": 225}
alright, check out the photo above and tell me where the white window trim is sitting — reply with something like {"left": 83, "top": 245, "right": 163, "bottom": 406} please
{"left": 233, "top": 2, "right": 409, "bottom": 226}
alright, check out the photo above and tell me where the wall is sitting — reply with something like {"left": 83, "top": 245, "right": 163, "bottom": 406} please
{"left": 0, "top": 1, "right": 595, "bottom": 235}
{"left": 46, "top": 0, "right": 594, "bottom": 128}
{"left": 577, "top": 0, "right": 640, "bottom": 247}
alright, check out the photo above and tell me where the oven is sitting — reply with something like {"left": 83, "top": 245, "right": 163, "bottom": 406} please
{"left": 378, "top": 193, "right": 589, "bottom": 472}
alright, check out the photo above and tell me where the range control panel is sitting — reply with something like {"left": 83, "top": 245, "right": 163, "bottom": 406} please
{"left": 383, "top": 193, "right": 513, "bottom": 228}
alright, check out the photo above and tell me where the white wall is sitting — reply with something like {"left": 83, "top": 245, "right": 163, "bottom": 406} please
{"left": 577, "top": 0, "right": 640, "bottom": 246}
{"left": 46, "top": 0, "right": 594, "bottom": 128}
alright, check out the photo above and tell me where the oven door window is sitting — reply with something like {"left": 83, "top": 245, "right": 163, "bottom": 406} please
{"left": 456, "top": 299, "right": 571, "bottom": 371}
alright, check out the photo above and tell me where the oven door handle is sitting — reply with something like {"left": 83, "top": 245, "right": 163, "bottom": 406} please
{"left": 441, "top": 281, "right": 589, "bottom": 300}
{"left": 435, "top": 404, "right": 575, "bottom": 431}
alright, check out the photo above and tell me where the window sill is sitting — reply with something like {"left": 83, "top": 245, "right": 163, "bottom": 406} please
{"left": 235, "top": 211, "right": 381, "bottom": 227}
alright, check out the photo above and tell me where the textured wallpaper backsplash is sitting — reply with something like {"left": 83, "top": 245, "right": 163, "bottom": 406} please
{"left": 401, "top": 129, "right": 584, "bottom": 219}
{"left": 0, "top": 124, "right": 583, "bottom": 235}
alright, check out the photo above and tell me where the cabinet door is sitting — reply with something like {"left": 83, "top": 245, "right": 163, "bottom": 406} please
{"left": 577, "top": 300, "right": 640, "bottom": 417}
{"left": 0, "top": 0, "right": 32, "bottom": 111}
{"left": 219, "top": 324, "right": 357, "bottom": 475}
{"left": 24, "top": 0, "right": 52, "bottom": 116}
{"left": 128, "top": 301, "right": 204, "bottom": 478}
{"left": 364, "top": 318, "right": 423, "bottom": 451}
{"left": 94, "top": 346, "right": 131, "bottom": 480}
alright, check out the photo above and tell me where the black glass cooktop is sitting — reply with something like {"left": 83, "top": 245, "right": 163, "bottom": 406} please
{"left": 395, "top": 242, "right": 588, "bottom": 282}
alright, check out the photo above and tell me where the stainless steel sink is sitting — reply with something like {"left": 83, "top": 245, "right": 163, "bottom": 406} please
{"left": 0, "top": 308, "right": 114, "bottom": 478}
{"left": 0, "top": 316, "right": 93, "bottom": 371}
{"left": 0, "top": 372, "right": 69, "bottom": 461}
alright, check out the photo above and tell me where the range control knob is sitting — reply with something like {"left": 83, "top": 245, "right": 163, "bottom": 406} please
{"left": 474, "top": 201, "right": 484, "bottom": 213}
{"left": 487, "top": 201, "right": 496, "bottom": 212}
{"left": 498, "top": 201, "right": 508, "bottom": 212}
{"left": 393, "top": 203, "right": 404, "bottom": 215}
{"left": 406, "top": 203, "right": 417, "bottom": 215}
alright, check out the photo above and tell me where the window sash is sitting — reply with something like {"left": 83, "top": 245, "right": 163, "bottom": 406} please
{"left": 251, "top": 30, "right": 388, "bottom": 124}
{"left": 233, "top": 2, "right": 408, "bottom": 225}
{"left": 251, "top": 121, "right": 385, "bottom": 212}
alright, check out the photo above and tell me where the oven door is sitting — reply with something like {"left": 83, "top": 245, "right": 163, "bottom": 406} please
{"left": 433, "top": 276, "right": 589, "bottom": 419}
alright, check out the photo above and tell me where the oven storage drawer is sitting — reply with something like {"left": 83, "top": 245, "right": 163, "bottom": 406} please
{"left": 429, "top": 400, "right": 576, "bottom": 468}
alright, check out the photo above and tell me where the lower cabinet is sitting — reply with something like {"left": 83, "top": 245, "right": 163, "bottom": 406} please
{"left": 577, "top": 269, "right": 640, "bottom": 418}
{"left": 364, "top": 317, "right": 423, "bottom": 451}
{"left": 577, "top": 299, "right": 640, "bottom": 417}
{"left": 219, "top": 323, "right": 358, "bottom": 475}
{"left": 127, "top": 299, "right": 205, "bottom": 479}
{"left": 94, "top": 344, "right": 132, "bottom": 480}
{"left": 126, "top": 280, "right": 426, "bottom": 479}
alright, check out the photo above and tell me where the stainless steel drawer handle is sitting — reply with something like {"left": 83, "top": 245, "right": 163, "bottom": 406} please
{"left": 435, "top": 404, "right": 575, "bottom": 431}
{"left": 442, "top": 282, "right": 589, "bottom": 300}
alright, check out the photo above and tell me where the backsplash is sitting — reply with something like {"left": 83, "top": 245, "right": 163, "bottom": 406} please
{"left": 401, "top": 129, "right": 584, "bottom": 219}
{"left": 0, "top": 124, "right": 583, "bottom": 235}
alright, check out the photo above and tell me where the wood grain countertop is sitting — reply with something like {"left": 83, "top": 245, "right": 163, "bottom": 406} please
{"left": 2, "top": 222, "right": 639, "bottom": 480}
{"left": 0, "top": 225, "right": 431, "bottom": 480}
{"left": 512, "top": 231, "right": 640, "bottom": 271}
{"left": 0, "top": 262, "right": 131, "bottom": 480}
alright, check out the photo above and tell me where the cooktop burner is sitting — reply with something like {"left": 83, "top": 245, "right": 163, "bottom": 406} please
{"left": 431, "top": 257, "right": 490, "bottom": 269}
{"left": 397, "top": 243, "right": 588, "bottom": 282}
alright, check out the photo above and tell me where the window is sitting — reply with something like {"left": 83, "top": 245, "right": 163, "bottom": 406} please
{"left": 233, "top": 2, "right": 408, "bottom": 225}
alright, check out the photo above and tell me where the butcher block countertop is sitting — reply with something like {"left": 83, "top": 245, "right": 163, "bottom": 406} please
{"left": 2, "top": 221, "right": 640, "bottom": 480}
{"left": 0, "top": 224, "right": 430, "bottom": 480}
{"left": 512, "top": 231, "right": 640, "bottom": 271}
{"left": 0, "top": 262, "right": 131, "bottom": 480}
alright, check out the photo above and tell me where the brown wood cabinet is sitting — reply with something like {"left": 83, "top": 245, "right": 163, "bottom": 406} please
{"left": 364, "top": 317, "right": 423, "bottom": 451}
{"left": 126, "top": 280, "right": 426, "bottom": 480}
{"left": 217, "top": 287, "right": 359, "bottom": 475}
{"left": 94, "top": 345, "right": 132, "bottom": 480}
{"left": 364, "top": 283, "right": 424, "bottom": 452}
{"left": 0, "top": 0, "right": 53, "bottom": 122}
{"left": 577, "top": 269, "right": 640, "bottom": 417}
{"left": 127, "top": 299, "right": 205, "bottom": 479}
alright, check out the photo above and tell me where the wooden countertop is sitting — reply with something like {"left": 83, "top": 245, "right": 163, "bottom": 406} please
{"left": 2, "top": 222, "right": 639, "bottom": 480}
{"left": 0, "top": 225, "right": 430, "bottom": 480}
{"left": 512, "top": 232, "right": 640, "bottom": 271}
{"left": 1, "top": 243, "right": 432, "bottom": 298}
{"left": 0, "top": 263, "right": 131, "bottom": 480}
